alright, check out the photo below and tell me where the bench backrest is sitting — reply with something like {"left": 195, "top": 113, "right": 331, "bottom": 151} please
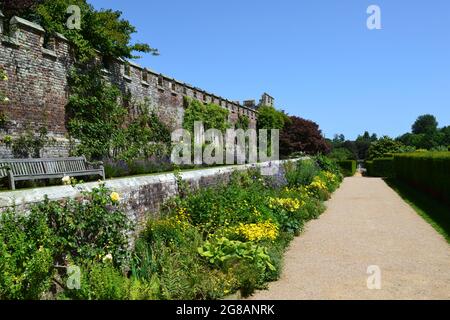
{"left": 0, "top": 157, "right": 89, "bottom": 177}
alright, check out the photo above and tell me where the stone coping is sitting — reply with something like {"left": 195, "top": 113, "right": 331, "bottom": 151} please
{"left": 0, "top": 159, "right": 304, "bottom": 209}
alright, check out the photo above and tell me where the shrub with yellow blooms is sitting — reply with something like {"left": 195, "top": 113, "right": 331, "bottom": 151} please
{"left": 268, "top": 197, "right": 304, "bottom": 212}
{"left": 306, "top": 176, "right": 330, "bottom": 200}
{"left": 234, "top": 220, "right": 279, "bottom": 242}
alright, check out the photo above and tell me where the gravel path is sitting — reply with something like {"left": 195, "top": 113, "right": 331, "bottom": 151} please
{"left": 249, "top": 176, "right": 450, "bottom": 300}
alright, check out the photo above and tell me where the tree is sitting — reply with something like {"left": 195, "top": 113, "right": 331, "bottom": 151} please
{"left": 367, "top": 136, "right": 409, "bottom": 160}
{"left": 412, "top": 114, "right": 438, "bottom": 135}
{"left": 0, "top": 0, "right": 43, "bottom": 17}
{"left": 355, "top": 131, "right": 378, "bottom": 160}
{"left": 256, "top": 106, "right": 288, "bottom": 131}
{"left": 280, "top": 116, "right": 330, "bottom": 156}
{"left": 6, "top": 0, "right": 158, "bottom": 62}
{"left": 328, "top": 147, "right": 356, "bottom": 161}
{"left": 332, "top": 134, "right": 345, "bottom": 144}
{"left": 441, "top": 126, "right": 450, "bottom": 146}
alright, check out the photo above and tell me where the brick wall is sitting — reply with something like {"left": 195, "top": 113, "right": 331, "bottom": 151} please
{"left": 0, "top": 14, "right": 261, "bottom": 158}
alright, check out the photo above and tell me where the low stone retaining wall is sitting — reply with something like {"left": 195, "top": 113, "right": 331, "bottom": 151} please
{"left": 0, "top": 159, "right": 302, "bottom": 230}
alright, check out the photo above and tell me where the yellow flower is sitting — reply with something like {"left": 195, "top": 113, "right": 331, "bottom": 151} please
{"left": 268, "top": 197, "right": 304, "bottom": 212}
{"left": 102, "top": 253, "right": 113, "bottom": 263}
{"left": 234, "top": 220, "right": 279, "bottom": 242}
{"left": 62, "top": 175, "right": 71, "bottom": 185}
{"left": 110, "top": 192, "right": 121, "bottom": 203}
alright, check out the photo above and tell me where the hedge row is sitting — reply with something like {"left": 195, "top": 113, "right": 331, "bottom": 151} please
{"left": 366, "top": 158, "right": 395, "bottom": 178}
{"left": 337, "top": 160, "right": 357, "bottom": 177}
{"left": 394, "top": 152, "right": 450, "bottom": 204}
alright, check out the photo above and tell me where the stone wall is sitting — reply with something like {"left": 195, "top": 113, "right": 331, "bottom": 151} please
{"left": 0, "top": 159, "right": 299, "bottom": 235}
{"left": 0, "top": 13, "right": 263, "bottom": 158}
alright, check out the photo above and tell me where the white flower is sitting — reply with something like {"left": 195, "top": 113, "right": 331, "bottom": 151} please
{"left": 102, "top": 253, "right": 113, "bottom": 263}
{"left": 62, "top": 175, "right": 71, "bottom": 185}
{"left": 3, "top": 97, "right": 9, "bottom": 103}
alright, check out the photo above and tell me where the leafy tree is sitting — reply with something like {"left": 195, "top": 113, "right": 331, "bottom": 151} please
{"left": 332, "top": 134, "right": 345, "bottom": 144}
{"left": 367, "top": 136, "right": 410, "bottom": 160}
{"left": 256, "top": 106, "right": 288, "bottom": 131}
{"left": 9, "top": 0, "right": 159, "bottom": 62}
{"left": 441, "top": 126, "right": 450, "bottom": 146}
{"left": 355, "top": 131, "right": 378, "bottom": 159}
{"left": 0, "top": 0, "right": 43, "bottom": 17}
{"left": 280, "top": 116, "right": 330, "bottom": 157}
{"left": 328, "top": 147, "right": 356, "bottom": 161}
{"left": 412, "top": 114, "right": 438, "bottom": 135}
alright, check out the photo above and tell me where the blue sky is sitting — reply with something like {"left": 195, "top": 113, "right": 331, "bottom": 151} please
{"left": 88, "top": 0, "right": 450, "bottom": 140}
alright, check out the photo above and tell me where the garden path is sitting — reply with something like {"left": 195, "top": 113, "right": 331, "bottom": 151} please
{"left": 249, "top": 176, "right": 450, "bottom": 300}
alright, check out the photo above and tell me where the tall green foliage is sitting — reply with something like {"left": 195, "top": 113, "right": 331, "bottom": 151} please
{"left": 20, "top": 0, "right": 158, "bottom": 62}
{"left": 67, "top": 68, "right": 171, "bottom": 160}
{"left": 66, "top": 67, "right": 126, "bottom": 160}
{"left": 367, "top": 136, "right": 412, "bottom": 160}
{"left": 257, "top": 105, "right": 287, "bottom": 131}
{"left": 235, "top": 114, "right": 250, "bottom": 130}
{"left": 182, "top": 97, "right": 230, "bottom": 133}
{"left": 0, "top": 67, "right": 7, "bottom": 104}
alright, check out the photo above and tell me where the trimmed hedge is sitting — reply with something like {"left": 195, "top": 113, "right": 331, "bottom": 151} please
{"left": 368, "top": 157, "right": 395, "bottom": 178}
{"left": 365, "top": 160, "right": 373, "bottom": 176}
{"left": 394, "top": 152, "right": 450, "bottom": 204}
{"left": 337, "top": 160, "right": 357, "bottom": 177}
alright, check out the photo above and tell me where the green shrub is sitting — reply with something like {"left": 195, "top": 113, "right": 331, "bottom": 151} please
{"left": 284, "top": 159, "right": 319, "bottom": 187}
{"left": 337, "top": 160, "right": 357, "bottom": 177}
{"left": 63, "top": 262, "right": 130, "bottom": 300}
{"left": 394, "top": 152, "right": 450, "bottom": 204}
{"left": 0, "top": 211, "right": 55, "bottom": 300}
{"left": 33, "top": 185, "right": 132, "bottom": 268}
{"left": 368, "top": 157, "right": 395, "bottom": 178}
{"left": 314, "top": 155, "right": 343, "bottom": 180}
{"left": 1, "top": 157, "right": 343, "bottom": 300}
{"left": 365, "top": 160, "right": 373, "bottom": 176}
{"left": 0, "top": 185, "right": 132, "bottom": 299}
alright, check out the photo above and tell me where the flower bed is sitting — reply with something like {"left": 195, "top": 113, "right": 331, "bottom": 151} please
{"left": 0, "top": 157, "right": 343, "bottom": 300}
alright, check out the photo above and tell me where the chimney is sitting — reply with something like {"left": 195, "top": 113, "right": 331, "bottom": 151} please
{"left": 243, "top": 100, "right": 256, "bottom": 109}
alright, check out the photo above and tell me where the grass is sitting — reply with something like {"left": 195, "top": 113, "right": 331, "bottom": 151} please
{"left": 386, "top": 178, "right": 450, "bottom": 244}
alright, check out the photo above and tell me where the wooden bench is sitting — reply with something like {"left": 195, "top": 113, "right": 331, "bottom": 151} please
{"left": 0, "top": 157, "right": 105, "bottom": 190}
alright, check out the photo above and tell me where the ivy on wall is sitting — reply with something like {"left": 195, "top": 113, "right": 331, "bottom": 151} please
{"left": 0, "top": 67, "right": 8, "bottom": 104}
{"left": 1, "top": 2, "right": 172, "bottom": 162}
{"left": 235, "top": 114, "right": 250, "bottom": 130}
{"left": 67, "top": 67, "right": 171, "bottom": 161}
{"left": 182, "top": 97, "right": 230, "bottom": 134}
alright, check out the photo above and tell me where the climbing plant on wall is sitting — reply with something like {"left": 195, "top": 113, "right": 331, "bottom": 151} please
{"left": 235, "top": 114, "right": 250, "bottom": 130}
{"left": 110, "top": 100, "right": 172, "bottom": 161}
{"left": 182, "top": 97, "right": 230, "bottom": 133}
{"left": 0, "top": 67, "right": 8, "bottom": 104}
{"left": 3, "top": 0, "right": 167, "bottom": 161}
{"left": 66, "top": 67, "right": 126, "bottom": 160}
{"left": 67, "top": 68, "right": 171, "bottom": 161}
